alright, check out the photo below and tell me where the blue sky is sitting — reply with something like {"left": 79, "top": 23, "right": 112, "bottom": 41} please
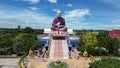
{"left": 0, "top": 0, "right": 120, "bottom": 30}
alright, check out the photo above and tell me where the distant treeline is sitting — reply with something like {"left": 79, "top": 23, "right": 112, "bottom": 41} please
{"left": 74, "top": 29, "right": 107, "bottom": 35}
{"left": 0, "top": 27, "right": 108, "bottom": 36}
{"left": 1, "top": 27, "right": 119, "bottom": 57}
{"left": 0, "top": 27, "right": 44, "bottom": 34}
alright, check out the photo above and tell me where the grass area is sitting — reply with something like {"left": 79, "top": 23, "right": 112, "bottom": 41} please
{"left": 49, "top": 62, "right": 67, "bottom": 68}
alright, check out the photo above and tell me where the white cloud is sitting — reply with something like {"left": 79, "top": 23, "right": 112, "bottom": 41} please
{"left": 1, "top": 5, "right": 117, "bottom": 30}
{"left": 99, "top": 0, "right": 120, "bottom": 4}
{"left": 67, "top": 4, "right": 73, "bottom": 7}
{"left": 0, "top": 12, "right": 4, "bottom": 15}
{"left": 94, "top": 23, "right": 120, "bottom": 30}
{"left": 99, "top": 0, "right": 115, "bottom": 4}
{"left": 64, "top": 9, "right": 91, "bottom": 21}
{"left": 20, "top": 0, "right": 40, "bottom": 4}
{"left": 0, "top": 8, "right": 53, "bottom": 29}
{"left": 29, "top": 7, "right": 38, "bottom": 11}
{"left": 63, "top": 9, "right": 91, "bottom": 29}
{"left": 52, "top": 9, "right": 61, "bottom": 12}
{"left": 48, "top": 0, "right": 57, "bottom": 3}
{"left": 53, "top": 9, "right": 58, "bottom": 12}
{"left": 0, "top": 8, "right": 93, "bottom": 30}
{"left": 99, "top": 0, "right": 120, "bottom": 8}
{"left": 112, "top": 20, "right": 120, "bottom": 23}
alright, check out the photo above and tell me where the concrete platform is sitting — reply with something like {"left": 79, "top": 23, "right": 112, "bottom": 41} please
{"left": 0, "top": 58, "right": 19, "bottom": 68}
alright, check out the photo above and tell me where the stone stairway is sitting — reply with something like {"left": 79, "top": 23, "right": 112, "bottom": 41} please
{"left": 49, "top": 40, "right": 69, "bottom": 59}
{"left": 62, "top": 40, "right": 69, "bottom": 59}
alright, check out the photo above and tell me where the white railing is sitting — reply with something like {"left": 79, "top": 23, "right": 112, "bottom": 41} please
{"left": 49, "top": 40, "right": 55, "bottom": 59}
{"left": 50, "top": 31, "right": 68, "bottom": 34}
{"left": 71, "top": 51, "right": 77, "bottom": 59}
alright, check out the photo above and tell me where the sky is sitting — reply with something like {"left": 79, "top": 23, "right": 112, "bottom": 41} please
{"left": 0, "top": 0, "right": 120, "bottom": 30}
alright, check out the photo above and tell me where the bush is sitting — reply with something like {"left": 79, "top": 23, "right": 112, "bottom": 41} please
{"left": 0, "top": 50, "right": 8, "bottom": 55}
{"left": 78, "top": 45, "right": 99, "bottom": 56}
{"left": 114, "top": 51, "right": 120, "bottom": 57}
{"left": 49, "top": 61, "right": 67, "bottom": 68}
{"left": 86, "top": 47, "right": 99, "bottom": 56}
{"left": 77, "top": 45, "right": 86, "bottom": 53}
{"left": 89, "top": 58, "right": 120, "bottom": 68}
{"left": 17, "top": 52, "right": 26, "bottom": 56}
{"left": 98, "top": 48, "right": 108, "bottom": 56}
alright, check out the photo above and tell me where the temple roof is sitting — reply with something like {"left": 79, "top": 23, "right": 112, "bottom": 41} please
{"left": 109, "top": 29, "right": 120, "bottom": 38}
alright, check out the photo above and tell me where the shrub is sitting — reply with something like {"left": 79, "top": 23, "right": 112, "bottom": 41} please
{"left": 17, "top": 52, "right": 26, "bottom": 56}
{"left": 49, "top": 61, "right": 67, "bottom": 68}
{"left": 114, "top": 51, "right": 120, "bottom": 57}
{"left": 0, "top": 50, "right": 8, "bottom": 55}
{"left": 78, "top": 45, "right": 99, "bottom": 56}
{"left": 77, "top": 45, "right": 86, "bottom": 53}
{"left": 89, "top": 58, "right": 120, "bottom": 68}
{"left": 86, "top": 47, "right": 99, "bottom": 56}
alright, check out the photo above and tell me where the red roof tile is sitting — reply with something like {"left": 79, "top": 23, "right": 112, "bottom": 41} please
{"left": 109, "top": 29, "right": 120, "bottom": 38}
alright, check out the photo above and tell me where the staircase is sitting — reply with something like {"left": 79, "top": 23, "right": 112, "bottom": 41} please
{"left": 49, "top": 40, "right": 69, "bottom": 59}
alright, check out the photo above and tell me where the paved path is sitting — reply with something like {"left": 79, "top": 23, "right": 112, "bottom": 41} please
{"left": 0, "top": 58, "right": 19, "bottom": 68}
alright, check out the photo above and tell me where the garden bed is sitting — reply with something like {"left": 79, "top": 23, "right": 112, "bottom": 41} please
{"left": 49, "top": 61, "right": 68, "bottom": 68}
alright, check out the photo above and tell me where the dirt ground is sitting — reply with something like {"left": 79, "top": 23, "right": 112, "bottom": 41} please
{"left": 27, "top": 57, "right": 91, "bottom": 68}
